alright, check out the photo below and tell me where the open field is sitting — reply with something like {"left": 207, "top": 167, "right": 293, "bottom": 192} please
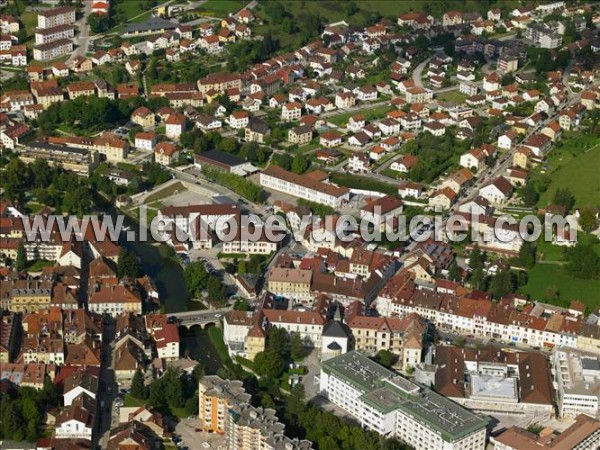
{"left": 435, "top": 90, "right": 468, "bottom": 104}
{"left": 535, "top": 133, "right": 600, "bottom": 208}
{"left": 143, "top": 182, "right": 186, "bottom": 204}
{"left": 329, "top": 172, "right": 398, "bottom": 196}
{"left": 521, "top": 264, "right": 600, "bottom": 309}
{"left": 328, "top": 105, "right": 392, "bottom": 127}
{"left": 195, "top": 0, "right": 247, "bottom": 17}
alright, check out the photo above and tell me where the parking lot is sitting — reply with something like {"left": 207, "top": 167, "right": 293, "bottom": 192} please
{"left": 175, "top": 417, "right": 226, "bottom": 450}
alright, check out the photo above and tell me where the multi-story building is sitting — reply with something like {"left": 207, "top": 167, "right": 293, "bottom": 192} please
{"left": 260, "top": 166, "right": 350, "bottom": 207}
{"left": 33, "top": 39, "right": 73, "bottom": 61}
{"left": 491, "top": 414, "right": 600, "bottom": 450}
{"left": 37, "top": 7, "right": 76, "bottom": 29}
{"left": 320, "top": 351, "right": 488, "bottom": 450}
{"left": 0, "top": 278, "right": 52, "bottom": 313}
{"left": 19, "top": 142, "right": 99, "bottom": 176}
{"left": 554, "top": 348, "right": 600, "bottom": 419}
{"left": 88, "top": 285, "right": 142, "bottom": 317}
{"left": 267, "top": 268, "right": 312, "bottom": 302}
{"left": 34, "top": 24, "right": 74, "bottom": 45}
{"left": 199, "top": 375, "right": 251, "bottom": 433}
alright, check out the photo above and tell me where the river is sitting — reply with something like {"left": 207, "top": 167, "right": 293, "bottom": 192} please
{"left": 179, "top": 327, "right": 223, "bottom": 375}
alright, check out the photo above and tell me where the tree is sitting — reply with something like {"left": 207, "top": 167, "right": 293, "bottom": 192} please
{"left": 448, "top": 261, "right": 460, "bottom": 281}
{"left": 87, "top": 12, "right": 111, "bottom": 33}
{"left": 291, "top": 154, "right": 308, "bottom": 174}
{"left": 233, "top": 298, "right": 250, "bottom": 311}
{"left": 518, "top": 241, "right": 537, "bottom": 269}
{"left": 267, "top": 327, "right": 290, "bottom": 357}
{"left": 374, "top": 350, "right": 395, "bottom": 369}
{"left": 579, "top": 207, "right": 598, "bottom": 232}
{"left": 553, "top": 188, "right": 575, "bottom": 212}
{"left": 207, "top": 275, "right": 226, "bottom": 303}
{"left": 489, "top": 267, "right": 512, "bottom": 299}
{"left": 183, "top": 261, "right": 209, "bottom": 297}
{"left": 290, "top": 332, "right": 308, "bottom": 361}
{"left": 522, "top": 181, "right": 539, "bottom": 207}
{"left": 254, "top": 350, "right": 285, "bottom": 379}
{"left": 566, "top": 244, "right": 600, "bottom": 279}
{"left": 117, "top": 249, "right": 141, "bottom": 279}
{"left": 131, "top": 369, "right": 147, "bottom": 400}
{"left": 15, "top": 240, "right": 26, "bottom": 271}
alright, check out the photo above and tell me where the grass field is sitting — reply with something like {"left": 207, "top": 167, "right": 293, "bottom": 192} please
{"left": 328, "top": 104, "right": 392, "bottom": 127}
{"left": 195, "top": 0, "right": 247, "bottom": 17}
{"left": 521, "top": 264, "right": 600, "bottom": 309}
{"left": 143, "top": 182, "right": 186, "bottom": 204}
{"left": 329, "top": 172, "right": 398, "bottom": 196}
{"left": 535, "top": 132, "right": 600, "bottom": 208}
{"left": 436, "top": 90, "right": 469, "bottom": 104}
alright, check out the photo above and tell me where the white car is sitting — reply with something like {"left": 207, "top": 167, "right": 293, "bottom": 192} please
{"left": 202, "top": 443, "right": 210, "bottom": 449}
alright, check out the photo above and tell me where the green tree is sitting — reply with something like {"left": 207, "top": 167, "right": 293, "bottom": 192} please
{"left": 254, "top": 350, "right": 285, "bottom": 379}
{"left": 489, "top": 267, "right": 512, "bottom": 299}
{"left": 290, "top": 332, "right": 308, "bottom": 361}
{"left": 233, "top": 298, "right": 250, "bottom": 311}
{"left": 15, "top": 240, "right": 26, "bottom": 271}
{"left": 267, "top": 327, "right": 290, "bottom": 358}
{"left": 131, "top": 369, "right": 147, "bottom": 400}
{"left": 117, "top": 249, "right": 141, "bottom": 279}
{"left": 566, "top": 244, "right": 600, "bottom": 279}
{"left": 553, "top": 188, "right": 575, "bottom": 212}
{"left": 374, "top": 350, "right": 396, "bottom": 369}
{"left": 448, "top": 261, "right": 460, "bottom": 281}
{"left": 207, "top": 275, "right": 226, "bottom": 303}
{"left": 518, "top": 241, "right": 537, "bottom": 269}
{"left": 522, "top": 181, "right": 539, "bottom": 207}
{"left": 291, "top": 154, "right": 308, "bottom": 174}
{"left": 578, "top": 207, "right": 598, "bottom": 232}
{"left": 183, "top": 261, "right": 209, "bottom": 297}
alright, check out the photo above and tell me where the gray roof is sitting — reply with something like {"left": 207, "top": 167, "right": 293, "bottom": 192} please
{"left": 323, "top": 320, "right": 350, "bottom": 339}
{"left": 124, "top": 17, "right": 177, "bottom": 34}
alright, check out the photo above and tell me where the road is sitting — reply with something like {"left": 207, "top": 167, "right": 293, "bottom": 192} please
{"left": 447, "top": 93, "right": 581, "bottom": 216}
{"left": 69, "top": 0, "right": 92, "bottom": 63}
{"left": 170, "top": 307, "right": 231, "bottom": 325}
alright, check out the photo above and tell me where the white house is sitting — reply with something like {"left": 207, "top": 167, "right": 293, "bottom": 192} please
{"left": 478, "top": 176, "right": 513, "bottom": 205}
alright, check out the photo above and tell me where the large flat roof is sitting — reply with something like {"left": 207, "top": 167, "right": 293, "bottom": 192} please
{"left": 323, "top": 351, "right": 488, "bottom": 441}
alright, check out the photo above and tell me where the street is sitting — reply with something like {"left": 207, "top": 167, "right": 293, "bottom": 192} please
{"left": 68, "top": 0, "right": 92, "bottom": 63}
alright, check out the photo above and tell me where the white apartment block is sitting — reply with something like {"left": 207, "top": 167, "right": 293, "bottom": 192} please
{"left": 260, "top": 166, "right": 350, "bottom": 207}
{"left": 37, "top": 7, "right": 76, "bottom": 29}
{"left": 33, "top": 39, "right": 73, "bottom": 61}
{"left": 320, "top": 351, "right": 488, "bottom": 450}
{"left": 34, "top": 24, "right": 74, "bottom": 45}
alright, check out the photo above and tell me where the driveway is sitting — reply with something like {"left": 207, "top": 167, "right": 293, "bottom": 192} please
{"left": 69, "top": 0, "right": 92, "bottom": 63}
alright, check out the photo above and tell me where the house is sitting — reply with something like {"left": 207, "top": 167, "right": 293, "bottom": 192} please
{"left": 347, "top": 153, "right": 370, "bottom": 173}
{"left": 354, "top": 86, "right": 378, "bottom": 102}
{"left": 51, "top": 62, "right": 69, "bottom": 78}
{"left": 134, "top": 132, "right": 158, "bottom": 151}
{"left": 320, "top": 130, "right": 343, "bottom": 148}
{"left": 522, "top": 133, "right": 551, "bottom": 157}
{"left": 154, "top": 142, "right": 179, "bottom": 166}
{"left": 196, "top": 115, "right": 222, "bottom": 131}
{"left": 479, "top": 176, "right": 513, "bottom": 205}
{"left": 335, "top": 92, "right": 356, "bottom": 109}
{"left": 155, "top": 323, "right": 179, "bottom": 360}
{"left": 442, "top": 168, "right": 475, "bottom": 194}
{"left": 390, "top": 155, "right": 418, "bottom": 173}
{"left": 460, "top": 146, "right": 493, "bottom": 171}
{"left": 347, "top": 115, "right": 366, "bottom": 133}
{"left": 377, "top": 118, "right": 400, "bottom": 136}
{"left": 457, "top": 196, "right": 492, "bottom": 216}
{"left": 498, "top": 130, "right": 518, "bottom": 150}
{"left": 483, "top": 72, "right": 501, "bottom": 92}
{"left": 423, "top": 121, "right": 446, "bottom": 136}
{"left": 66, "top": 81, "right": 95, "bottom": 100}
{"left": 288, "top": 125, "right": 312, "bottom": 145}
{"left": 398, "top": 181, "right": 423, "bottom": 198}
{"left": 405, "top": 87, "right": 433, "bottom": 103}
{"left": 228, "top": 110, "right": 249, "bottom": 129}
{"left": 360, "top": 195, "right": 404, "bottom": 228}
{"left": 429, "top": 187, "right": 457, "bottom": 210}
{"left": 348, "top": 132, "right": 370, "bottom": 147}
{"left": 244, "top": 118, "right": 270, "bottom": 143}
{"left": 131, "top": 106, "right": 155, "bottom": 128}
{"left": 1, "top": 124, "right": 30, "bottom": 149}
{"left": 541, "top": 121, "right": 562, "bottom": 142}
{"left": 281, "top": 102, "right": 302, "bottom": 122}
{"left": 165, "top": 114, "right": 186, "bottom": 140}
{"left": 513, "top": 146, "right": 533, "bottom": 169}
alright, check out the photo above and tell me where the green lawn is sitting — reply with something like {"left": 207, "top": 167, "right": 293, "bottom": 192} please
{"left": 329, "top": 172, "right": 398, "bottom": 196}
{"left": 535, "top": 132, "right": 600, "bottom": 208}
{"left": 123, "top": 394, "right": 145, "bottom": 407}
{"left": 26, "top": 260, "right": 55, "bottom": 272}
{"left": 521, "top": 264, "right": 600, "bottom": 309}
{"left": 20, "top": 11, "right": 37, "bottom": 45}
{"left": 195, "top": 0, "right": 247, "bottom": 17}
{"left": 328, "top": 105, "right": 392, "bottom": 127}
{"left": 207, "top": 327, "right": 231, "bottom": 363}
{"left": 436, "top": 90, "right": 468, "bottom": 104}
{"left": 143, "top": 182, "right": 186, "bottom": 204}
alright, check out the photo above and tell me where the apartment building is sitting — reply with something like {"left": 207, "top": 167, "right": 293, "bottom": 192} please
{"left": 33, "top": 39, "right": 73, "bottom": 61}
{"left": 34, "top": 24, "right": 74, "bottom": 45}
{"left": 19, "top": 142, "right": 99, "bottom": 176}
{"left": 199, "top": 375, "right": 251, "bottom": 433}
{"left": 37, "top": 7, "right": 76, "bottom": 29}
{"left": 320, "top": 351, "right": 488, "bottom": 450}
{"left": 221, "top": 226, "right": 279, "bottom": 255}
{"left": 260, "top": 166, "right": 350, "bottom": 207}
{"left": 88, "top": 285, "right": 142, "bottom": 317}
{"left": 491, "top": 413, "right": 600, "bottom": 450}
{"left": 267, "top": 267, "right": 312, "bottom": 302}
{"left": 0, "top": 278, "right": 52, "bottom": 313}
{"left": 553, "top": 348, "right": 600, "bottom": 419}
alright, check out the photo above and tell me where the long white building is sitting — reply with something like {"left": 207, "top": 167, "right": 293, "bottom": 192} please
{"left": 260, "top": 166, "right": 350, "bottom": 207}
{"left": 319, "top": 351, "right": 488, "bottom": 450}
